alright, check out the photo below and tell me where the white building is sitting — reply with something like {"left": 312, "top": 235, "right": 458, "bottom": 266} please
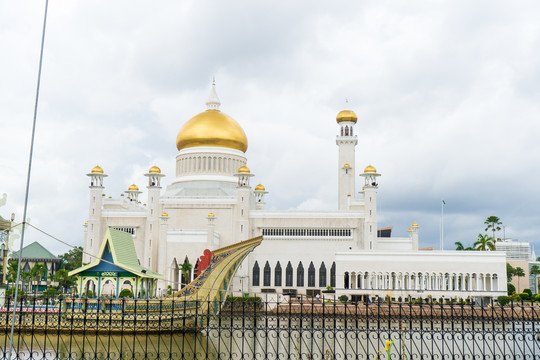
{"left": 83, "top": 82, "right": 507, "bottom": 300}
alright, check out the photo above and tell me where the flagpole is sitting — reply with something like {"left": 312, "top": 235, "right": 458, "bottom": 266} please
{"left": 440, "top": 200, "right": 445, "bottom": 250}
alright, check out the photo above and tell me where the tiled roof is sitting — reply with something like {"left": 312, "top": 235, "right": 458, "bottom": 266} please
{"left": 69, "top": 228, "right": 162, "bottom": 279}
{"left": 10, "top": 241, "right": 59, "bottom": 260}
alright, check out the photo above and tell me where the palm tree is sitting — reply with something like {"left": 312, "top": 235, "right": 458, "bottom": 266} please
{"left": 180, "top": 261, "right": 193, "bottom": 288}
{"left": 530, "top": 265, "right": 540, "bottom": 294}
{"left": 31, "top": 263, "right": 47, "bottom": 293}
{"left": 515, "top": 267, "right": 525, "bottom": 293}
{"left": 484, "top": 216, "right": 502, "bottom": 242}
{"left": 455, "top": 242, "right": 465, "bottom": 251}
{"left": 474, "top": 234, "right": 495, "bottom": 251}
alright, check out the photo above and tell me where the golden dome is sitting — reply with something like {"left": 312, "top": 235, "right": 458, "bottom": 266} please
{"left": 336, "top": 110, "right": 357, "bottom": 123}
{"left": 128, "top": 184, "right": 139, "bottom": 191}
{"left": 412, "top": 222, "right": 419, "bottom": 227}
{"left": 238, "top": 166, "right": 250, "bottom": 173}
{"left": 208, "top": 212, "right": 215, "bottom": 217}
{"left": 408, "top": 227, "right": 413, "bottom": 231}
{"left": 148, "top": 165, "right": 161, "bottom": 174}
{"left": 161, "top": 212, "right": 168, "bottom": 217}
{"left": 176, "top": 110, "right": 248, "bottom": 152}
{"left": 364, "top": 165, "right": 377, "bottom": 173}
{"left": 254, "top": 184, "right": 265, "bottom": 191}
{"left": 84, "top": 221, "right": 88, "bottom": 225}
{"left": 344, "top": 163, "right": 351, "bottom": 168}
{"left": 91, "top": 165, "right": 104, "bottom": 174}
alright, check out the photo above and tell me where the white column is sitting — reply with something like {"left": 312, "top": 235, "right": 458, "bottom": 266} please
{"left": 482, "top": 275, "right": 486, "bottom": 291}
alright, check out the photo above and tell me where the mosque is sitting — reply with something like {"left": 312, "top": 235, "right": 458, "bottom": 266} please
{"left": 83, "top": 82, "right": 507, "bottom": 301}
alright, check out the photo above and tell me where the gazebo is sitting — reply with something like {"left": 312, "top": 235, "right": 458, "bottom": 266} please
{"left": 69, "top": 228, "right": 163, "bottom": 299}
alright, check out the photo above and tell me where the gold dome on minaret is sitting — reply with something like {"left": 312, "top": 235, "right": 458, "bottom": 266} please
{"left": 176, "top": 81, "right": 248, "bottom": 153}
{"left": 336, "top": 110, "right": 357, "bottom": 123}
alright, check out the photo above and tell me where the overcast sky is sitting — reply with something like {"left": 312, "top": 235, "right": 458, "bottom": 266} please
{"left": 1, "top": 1, "right": 539, "bottom": 257}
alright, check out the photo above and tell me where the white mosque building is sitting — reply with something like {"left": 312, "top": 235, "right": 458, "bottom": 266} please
{"left": 83, "top": 82, "right": 507, "bottom": 301}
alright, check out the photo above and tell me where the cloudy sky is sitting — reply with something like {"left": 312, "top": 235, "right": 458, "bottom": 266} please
{"left": 1, "top": 1, "right": 539, "bottom": 256}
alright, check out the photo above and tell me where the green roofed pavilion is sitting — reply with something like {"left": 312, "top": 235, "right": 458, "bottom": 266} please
{"left": 69, "top": 228, "right": 163, "bottom": 299}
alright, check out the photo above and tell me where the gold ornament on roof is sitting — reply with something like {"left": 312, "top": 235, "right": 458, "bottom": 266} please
{"left": 128, "top": 184, "right": 139, "bottom": 191}
{"left": 254, "top": 184, "right": 265, "bottom": 191}
{"left": 91, "top": 165, "right": 104, "bottom": 174}
{"left": 161, "top": 212, "right": 168, "bottom": 217}
{"left": 412, "top": 222, "right": 419, "bottom": 227}
{"left": 238, "top": 166, "right": 250, "bottom": 173}
{"left": 148, "top": 165, "right": 161, "bottom": 174}
{"left": 208, "top": 212, "right": 215, "bottom": 217}
{"left": 364, "top": 165, "right": 377, "bottom": 173}
{"left": 344, "top": 163, "right": 350, "bottom": 168}
{"left": 336, "top": 110, "right": 357, "bottom": 123}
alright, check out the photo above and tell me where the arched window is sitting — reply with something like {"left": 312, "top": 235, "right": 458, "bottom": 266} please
{"left": 330, "top": 262, "right": 336, "bottom": 287}
{"left": 341, "top": 127, "right": 344, "bottom": 136}
{"left": 345, "top": 126, "right": 349, "bottom": 136}
{"left": 264, "top": 261, "right": 271, "bottom": 286}
{"left": 308, "top": 262, "right": 316, "bottom": 287}
{"left": 275, "top": 262, "right": 282, "bottom": 287}
{"left": 350, "top": 127, "right": 353, "bottom": 136}
{"left": 286, "top": 262, "right": 293, "bottom": 287}
{"left": 297, "top": 262, "right": 304, "bottom": 287}
{"left": 344, "top": 272, "right": 350, "bottom": 289}
{"left": 319, "top": 262, "right": 327, "bottom": 287}
{"left": 252, "top": 261, "right": 260, "bottom": 286}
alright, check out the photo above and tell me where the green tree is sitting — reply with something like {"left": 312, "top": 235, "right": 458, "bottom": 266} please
{"left": 530, "top": 265, "right": 540, "bottom": 295}
{"left": 58, "top": 246, "right": 83, "bottom": 271}
{"left": 180, "top": 261, "right": 193, "bottom": 288}
{"left": 31, "top": 263, "right": 47, "bottom": 292}
{"left": 53, "top": 268, "right": 75, "bottom": 292}
{"left": 474, "top": 234, "right": 495, "bottom": 251}
{"left": 507, "top": 263, "right": 516, "bottom": 281}
{"left": 6, "top": 261, "right": 19, "bottom": 285}
{"left": 455, "top": 242, "right": 465, "bottom": 251}
{"left": 484, "top": 216, "right": 502, "bottom": 242}
{"left": 515, "top": 267, "right": 525, "bottom": 293}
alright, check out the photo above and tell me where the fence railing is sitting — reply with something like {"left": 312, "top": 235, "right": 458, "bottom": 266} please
{"left": 0, "top": 294, "right": 538, "bottom": 359}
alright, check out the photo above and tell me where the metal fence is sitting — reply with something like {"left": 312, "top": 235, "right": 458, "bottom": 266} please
{"left": 0, "top": 295, "right": 538, "bottom": 359}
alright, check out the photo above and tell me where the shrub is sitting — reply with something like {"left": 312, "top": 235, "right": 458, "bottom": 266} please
{"left": 6, "top": 287, "right": 25, "bottom": 297}
{"left": 338, "top": 295, "right": 348, "bottom": 303}
{"left": 507, "top": 283, "right": 516, "bottom": 295}
{"left": 226, "top": 296, "right": 261, "bottom": 302}
{"left": 497, "top": 296, "right": 510, "bottom": 306}
{"left": 523, "top": 289, "right": 532, "bottom": 298}
{"left": 41, "top": 288, "right": 59, "bottom": 298}
{"left": 509, "top": 293, "right": 521, "bottom": 302}
{"left": 518, "top": 292, "right": 529, "bottom": 301}
{"left": 119, "top": 289, "right": 133, "bottom": 298}
{"left": 535, "top": 294, "right": 540, "bottom": 302}
{"left": 85, "top": 290, "right": 93, "bottom": 298}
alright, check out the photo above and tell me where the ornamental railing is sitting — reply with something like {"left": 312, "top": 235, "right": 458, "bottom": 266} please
{"left": 0, "top": 294, "right": 538, "bottom": 359}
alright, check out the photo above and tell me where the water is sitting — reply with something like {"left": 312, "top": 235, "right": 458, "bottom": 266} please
{"left": 0, "top": 314, "right": 538, "bottom": 359}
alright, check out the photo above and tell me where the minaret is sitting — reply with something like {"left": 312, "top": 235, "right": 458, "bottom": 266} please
{"left": 144, "top": 165, "right": 165, "bottom": 271}
{"left": 157, "top": 212, "right": 169, "bottom": 292}
{"left": 336, "top": 108, "right": 358, "bottom": 210}
{"left": 84, "top": 165, "right": 108, "bottom": 263}
{"left": 253, "top": 184, "right": 268, "bottom": 210}
{"left": 234, "top": 165, "right": 253, "bottom": 242}
{"left": 409, "top": 222, "right": 419, "bottom": 250}
{"left": 360, "top": 165, "right": 380, "bottom": 250}
{"left": 125, "top": 184, "right": 142, "bottom": 202}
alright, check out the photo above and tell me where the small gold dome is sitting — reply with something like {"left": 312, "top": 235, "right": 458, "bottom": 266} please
{"left": 128, "top": 184, "right": 139, "bottom": 191}
{"left": 176, "top": 110, "right": 248, "bottom": 152}
{"left": 161, "top": 212, "right": 168, "bottom": 217}
{"left": 364, "top": 165, "right": 377, "bottom": 173}
{"left": 208, "top": 212, "right": 215, "bottom": 217}
{"left": 254, "top": 184, "right": 265, "bottom": 191}
{"left": 84, "top": 221, "right": 88, "bottom": 225}
{"left": 149, "top": 165, "right": 161, "bottom": 174}
{"left": 336, "top": 110, "right": 357, "bottom": 123}
{"left": 238, "top": 166, "right": 250, "bottom": 173}
{"left": 412, "top": 222, "right": 419, "bottom": 227}
{"left": 91, "top": 165, "right": 104, "bottom": 174}
{"left": 408, "top": 227, "right": 413, "bottom": 231}
{"left": 344, "top": 163, "right": 350, "bottom": 168}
